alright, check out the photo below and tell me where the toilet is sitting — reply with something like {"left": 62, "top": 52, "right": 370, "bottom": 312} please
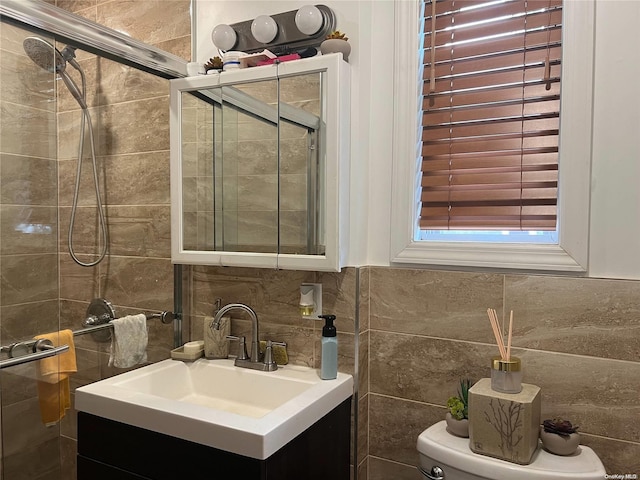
{"left": 417, "top": 421, "right": 606, "bottom": 480}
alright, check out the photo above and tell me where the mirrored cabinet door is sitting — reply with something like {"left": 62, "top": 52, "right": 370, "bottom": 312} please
{"left": 170, "top": 54, "right": 349, "bottom": 271}
{"left": 179, "top": 90, "right": 202, "bottom": 251}
{"left": 278, "top": 71, "right": 324, "bottom": 257}
{"left": 220, "top": 80, "right": 279, "bottom": 254}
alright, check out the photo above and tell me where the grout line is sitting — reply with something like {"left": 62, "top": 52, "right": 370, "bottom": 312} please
{"left": 0, "top": 252, "right": 58, "bottom": 258}
{"left": 0, "top": 152, "right": 57, "bottom": 161}
{"left": 57, "top": 204, "right": 171, "bottom": 208}
{"left": 56, "top": 148, "right": 170, "bottom": 160}
{"left": 368, "top": 391, "right": 446, "bottom": 409}
{"left": 59, "top": 298, "right": 90, "bottom": 304}
{"left": 367, "top": 455, "right": 416, "bottom": 470}
{"left": 580, "top": 432, "right": 640, "bottom": 446}
{"left": 56, "top": 94, "right": 169, "bottom": 114}
{"left": 0, "top": 298, "right": 59, "bottom": 308}
{"left": 58, "top": 253, "right": 172, "bottom": 261}
{"left": 367, "top": 328, "right": 640, "bottom": 366}
{"left": 1, "top": 99, "right": 55, "bottom": 113}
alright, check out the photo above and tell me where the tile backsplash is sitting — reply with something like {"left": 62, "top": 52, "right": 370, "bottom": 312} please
{"left": 182, "top": 265, "right": 640, "bottom": 479}
{"left": 366, "top": 267, "right": 640, "bottom": 479}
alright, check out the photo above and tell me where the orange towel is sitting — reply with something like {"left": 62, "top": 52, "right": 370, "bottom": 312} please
{"left": 33, "top": 330, "right": 77, "bottom": 426}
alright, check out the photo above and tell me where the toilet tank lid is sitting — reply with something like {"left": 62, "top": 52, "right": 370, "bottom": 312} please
{"left": 416, "top": 421, "right": 606, "bottom": 480}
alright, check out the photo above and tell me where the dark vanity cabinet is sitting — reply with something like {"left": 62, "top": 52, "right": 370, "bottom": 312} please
{"left": 77, "top": 397, "right": 351, "bottom": 480}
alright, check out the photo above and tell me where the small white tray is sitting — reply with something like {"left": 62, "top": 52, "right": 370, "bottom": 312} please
{"left": 170, "top": 345, "right": 203, "bottom": 362}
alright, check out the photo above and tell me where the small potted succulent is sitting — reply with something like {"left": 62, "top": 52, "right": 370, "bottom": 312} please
{"left": 320, "top": 30, "right": 351, "bottom": 61}
{"left": 540, "top": 418, "right": 580, "bottom": 455}
{"left": 204, "top": 56, "right": 223, "bottom": 73}
{"left": 445, "top": 378, "right": 473, "bottom": 437}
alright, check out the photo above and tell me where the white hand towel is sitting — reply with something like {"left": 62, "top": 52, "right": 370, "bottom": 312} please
{"left": 108, "top": 314, "right": 148, "bottom": 368}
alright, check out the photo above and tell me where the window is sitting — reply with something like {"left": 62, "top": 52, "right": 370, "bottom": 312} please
{"left": 390, "top": 0, "right": 594, "bottom": 272}
{"left": 421, "top": 0, "right": 561, "bottom": 239}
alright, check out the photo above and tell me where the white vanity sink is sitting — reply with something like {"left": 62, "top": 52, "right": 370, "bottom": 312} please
{"left": 75, "top": 358, "right": 353, "bottom": 459}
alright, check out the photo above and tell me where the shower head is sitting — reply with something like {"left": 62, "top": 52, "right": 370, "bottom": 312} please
{"left": 22, "top": 36, "right": 87, "bottom": 109}
{"left": 23, "top": 36, "right": 66, "bottom": 73}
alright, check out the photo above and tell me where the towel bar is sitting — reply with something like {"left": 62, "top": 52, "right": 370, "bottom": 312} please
{"left": 0, "top": 298, "right": 176, "bottom": 363}
{"left": 82, "top": 298, "right": 175, "bottom": 328}
{"left": 0, "top": 341, "right": 70, "bottom": 370}
{"left": 83, "top": 310, "right": 175, "bottom": 327}
{"left": 81, "top": 298, "right": 176, "bottom": 342}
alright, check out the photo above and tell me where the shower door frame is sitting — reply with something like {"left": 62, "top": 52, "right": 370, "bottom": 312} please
{"left": 0, "top": 0, "right": 188, "bottom": 79}
{"left": 0, "top": 3, "right": 193, "bottom": 478}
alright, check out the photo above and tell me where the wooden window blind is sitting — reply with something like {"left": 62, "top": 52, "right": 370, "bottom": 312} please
{"left": 421, "top": 0, "right": 562, "bottom": 230}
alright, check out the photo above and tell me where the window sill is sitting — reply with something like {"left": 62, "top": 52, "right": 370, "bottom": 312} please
{"left": 391, "top": 241, "right": 587, "bottom": 274}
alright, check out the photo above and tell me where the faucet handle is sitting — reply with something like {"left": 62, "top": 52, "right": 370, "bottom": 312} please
{"left": 226, "top": 335, "right": 249, "bottom": 361}
{"left": 263, "top": 340, "right": 279, "bottom": 371}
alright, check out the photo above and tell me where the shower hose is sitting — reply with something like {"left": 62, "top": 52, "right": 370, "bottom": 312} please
{"left": 67, "top": 66, "right": 108, "bottom": 267}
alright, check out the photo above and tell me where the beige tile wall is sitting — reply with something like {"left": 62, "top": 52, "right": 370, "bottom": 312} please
{"left": 366, "top": 267, "right": 640, "bottom": 479}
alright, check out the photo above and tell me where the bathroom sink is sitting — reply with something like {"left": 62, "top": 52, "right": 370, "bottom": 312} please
{"left": 75, "top": 358, "right": 353, "bottom": 459}
{"left": 109, "top": 359, "right": 318, "bottom": 418}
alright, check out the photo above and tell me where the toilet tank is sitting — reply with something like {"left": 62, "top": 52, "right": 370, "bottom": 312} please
{"left": 417, "top": 421, "right": 606, "bottom": 480}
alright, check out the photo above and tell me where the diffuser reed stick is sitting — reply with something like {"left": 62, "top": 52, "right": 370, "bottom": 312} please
{"left": 486, "top": 308, "right": 506, "bottom": 359}
{"left": 487, "top": 308, "right": 521, "bottom": 394}
{"left": 506, "top": 310, "right": 513, "bottom": 361}
{"left": 486, "top": 308, "right": 514, "bottom": 361}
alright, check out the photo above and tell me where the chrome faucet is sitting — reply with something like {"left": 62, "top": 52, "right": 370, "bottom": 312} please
{"left": 212, "top": 303, "right": 275, "bottom": 371}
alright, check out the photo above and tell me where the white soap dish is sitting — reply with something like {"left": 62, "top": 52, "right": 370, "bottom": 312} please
{"left": 171, "top": 341, "right": 204, "bottom": 361}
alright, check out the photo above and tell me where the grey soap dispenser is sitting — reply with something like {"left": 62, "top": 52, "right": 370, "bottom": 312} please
{"left": 319, "top": 314, "right": 337, "bottom": 380}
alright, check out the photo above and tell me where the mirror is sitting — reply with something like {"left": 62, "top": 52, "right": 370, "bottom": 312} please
{"left": 171, "top": 54, "right": 349, "bottom": 271}
{"left": 278, "top": 72, "right": 324, "bottom": 256}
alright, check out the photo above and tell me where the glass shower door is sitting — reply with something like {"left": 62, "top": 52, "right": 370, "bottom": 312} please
{"left": 0, "top": 22, "right": 61, "bottom": 480}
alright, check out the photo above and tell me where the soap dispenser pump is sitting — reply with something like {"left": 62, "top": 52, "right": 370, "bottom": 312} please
{"left": 319, "top": 314, "right": 337, "bottom": 380}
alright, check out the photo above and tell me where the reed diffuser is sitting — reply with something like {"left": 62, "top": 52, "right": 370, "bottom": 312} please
{"left": 486, "top": 308, "right": 522, "bottom": 393}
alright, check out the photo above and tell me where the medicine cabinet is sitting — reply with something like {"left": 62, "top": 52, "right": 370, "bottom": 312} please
{"left": 170, "top": 54, "right": 350, "bottom": 271}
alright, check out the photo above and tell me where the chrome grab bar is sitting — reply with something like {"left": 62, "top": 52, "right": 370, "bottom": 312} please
{"left": 83, "top": 298, "right": 175, "bottom": 328}
{"left": 0, "top": 343, "right": 70, "bottom": 370}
